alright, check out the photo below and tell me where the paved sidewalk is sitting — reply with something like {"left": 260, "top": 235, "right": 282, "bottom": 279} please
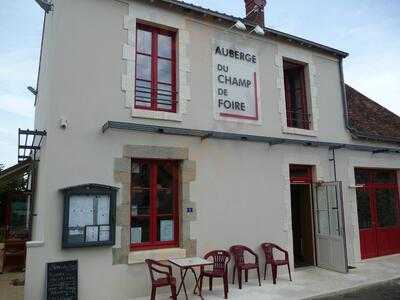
{"left": 133, "top": 254, "right": 400, "bottom": 300}
{"left": 0, "top": 272, "right": 24, "bottom": 300}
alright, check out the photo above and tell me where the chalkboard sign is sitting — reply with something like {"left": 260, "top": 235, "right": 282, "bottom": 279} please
{"left": 47, "top": 260, "right": 78, "bottom": 300}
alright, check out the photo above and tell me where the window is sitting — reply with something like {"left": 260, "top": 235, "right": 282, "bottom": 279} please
{"left": 135, "top": 24, "right": 177, "bottom": 113}
{"left": 283, "top": 60, "right": 310, "bottom": 130}
{"left": 130, "top": 160, "right": 179, "bottom": 250}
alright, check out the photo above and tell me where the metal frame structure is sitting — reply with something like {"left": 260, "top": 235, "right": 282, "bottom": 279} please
{"left": 18, "top": 129, "right": 47, "bottom": 162}
{"left": 102, "top": 121, "right": 400, "bottom": 155}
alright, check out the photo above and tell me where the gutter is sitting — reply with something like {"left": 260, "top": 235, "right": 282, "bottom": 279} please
{"left": 339, "top": 59, "right": 400, "bottom": 145}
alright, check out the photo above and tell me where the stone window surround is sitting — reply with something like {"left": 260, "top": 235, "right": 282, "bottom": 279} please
{"left": 276, "top": 46, "right": 319, "bottom": 137}
{"left": 113, "top": 145, "right": 197, "bottom": 265}
{"left": 122, "top": 1, "right": 191, "bottom": 122}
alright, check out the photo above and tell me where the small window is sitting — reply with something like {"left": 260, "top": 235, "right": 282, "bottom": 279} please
{"left": 130, "top": 160, "right": 179, "bottom": 250}
{"left": 283, "top": 60, "right": 310, "bottom": 130}
{"left": 135, "top": 24, "right": 177, "bottom": 113}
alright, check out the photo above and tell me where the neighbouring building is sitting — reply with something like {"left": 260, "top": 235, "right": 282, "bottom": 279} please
{"left": 18, "top": 0, "right": 400, "bottom": 299}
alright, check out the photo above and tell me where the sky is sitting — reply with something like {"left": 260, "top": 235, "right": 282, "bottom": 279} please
{"left": 0, "top": 0, "right": 399, "bottom": 167}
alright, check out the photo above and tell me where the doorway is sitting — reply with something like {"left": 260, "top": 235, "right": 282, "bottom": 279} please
{"left": 290, "top": 165, "right": 315, "bottom": 268}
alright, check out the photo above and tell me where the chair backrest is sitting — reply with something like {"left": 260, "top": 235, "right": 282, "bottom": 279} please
{"left": 230, "top": 245, "right": 251, "bottom": 264}
{"left": 261, "top": 243, "right": 274, "bottom": 262}
{"left": 145, "top": 259, "right": 172, "bottom": 284}
{"left": 204, "top": 250, "right": 230, "bottom": 272}
{"left": 145, "top": 259, "right": 157, "bottom": 283}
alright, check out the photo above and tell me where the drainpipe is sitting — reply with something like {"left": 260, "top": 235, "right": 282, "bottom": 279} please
{"left": 339, "top": 58, "right": 400, "bottom": 145}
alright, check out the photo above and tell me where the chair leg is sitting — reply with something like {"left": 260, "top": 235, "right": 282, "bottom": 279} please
{"left": 245, "top": 270, "right": 248, "bottom": 282}
{"left": 171, "top": 285, "right": 177, "bottom": 300}
{"left": 238, "top": 269, "right": 242, "bottom": 290}
{"left": 150, "top": 287, "right": 156, "bottom": 300}
{"left": 287, "top": 264, "right": 292, "bottom": 281}
{"left": 223, "top": 274, "right": 229, "bottom": 299}
{"left": 264, "top": 263, "right": 267, "bottom": 280}
{"left": 257, "top": 267, "right": 261, "bottom": 286}
{"left": 232, "top": 265, "right": 236, "bottom": 284}
{"left": 199, "top": 275, "right": 203, "bottom": 297}
{"left": 272, "top": 265, "right": 277, "bottom": 285}
{"left": 209, "top": 276, "right": 213, "bottom": 291}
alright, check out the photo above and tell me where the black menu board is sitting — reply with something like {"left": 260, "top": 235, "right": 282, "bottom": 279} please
{"left": 47, "top": 260, "right": 78, "bottom": 300}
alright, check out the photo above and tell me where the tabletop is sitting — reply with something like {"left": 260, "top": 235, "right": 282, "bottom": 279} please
{"left": 169, "top": 257, "right": 213, "bottom": 268}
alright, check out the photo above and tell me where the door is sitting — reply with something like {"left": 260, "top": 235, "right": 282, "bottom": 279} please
{"left": 313, "top": 182, "right": 348, "bottom": 273}
{"left": 356, "top": 169, "right": 400, "bottom": 259}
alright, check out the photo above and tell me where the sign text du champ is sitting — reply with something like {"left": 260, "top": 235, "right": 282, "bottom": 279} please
{"left": 215, "top": 46, "right": 256, "bottom": 112}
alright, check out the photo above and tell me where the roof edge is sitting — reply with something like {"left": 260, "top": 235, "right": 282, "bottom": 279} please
{"left": 155, "top": 0, "right": 349, "bottom": 58}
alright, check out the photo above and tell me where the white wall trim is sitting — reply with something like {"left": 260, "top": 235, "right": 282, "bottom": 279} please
{"left": 122, "top": 1, "right": 191, "bottom": 122}
{"left": 276, "top": 45, "right": 319, "bottom": 136}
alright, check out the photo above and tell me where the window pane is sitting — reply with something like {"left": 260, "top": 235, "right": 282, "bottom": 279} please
{"left": 135, "top": 80, "right": 152, "bottom": 108}
{"left": 131, "top": 218, "right": 150, "bottom": 243}
{"left": 374, "top": 170, "right": 397, "bottom": 184}
{"left": 356, "top": 189, "right": 372, "bottom": 229}
{"left": 136, "top": 54, "right": 151, "bottom": 81}
{"left": 158, "top": 217, "right": 174, "bottom": 242}
{"left": 318, "top": 211, "right": 330, "bottom": 235}
{"left": 355, "top": 169, "right": 369, "bottom": 185}
{"left": 132, "top": 190, "right": 150, "bottom": 216}
{"left": 132, "top": 161, "right": 150, "bottom": 188}
{"left": 317, "top": 187, "right": 328, "bottom": 210}
{"left": 376, "top": 189, "right": 398, "bottom": 227}
{"left": 157, "top": 83, "right": 172, "bottom": 111}
{"left": 158, "top": 34, "right": 172, "bottom": 58}
{"left": 158, "top": 58, "right": 171, "bottom": 84}
{"left": 157, "top": 162, "right": 173, "bottom": 214}
{"left": 137, "top": 29, "right": 152, "bottom": 54}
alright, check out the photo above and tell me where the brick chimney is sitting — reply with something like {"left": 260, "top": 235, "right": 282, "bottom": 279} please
{"left": 245, "top": 0, "right": 267, "bottom": 27}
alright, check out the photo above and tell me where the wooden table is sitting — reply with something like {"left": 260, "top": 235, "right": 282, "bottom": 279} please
{"left": 169, "top": 257, "right": 213, "bottom": 300}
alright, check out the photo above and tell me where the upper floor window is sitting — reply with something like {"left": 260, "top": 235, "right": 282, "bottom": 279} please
{"left": 135, "top": 24, "right": 177, "bottom": 113}
{"left": 130, "top": 159, "right": 179, "bottom": 250}
{"left": 283, "top": 60, "right": 310, "bottom": 130}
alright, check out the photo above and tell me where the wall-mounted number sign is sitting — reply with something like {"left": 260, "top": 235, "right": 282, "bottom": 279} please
{"left": 61, "top": 184, "right": 117, "bottom": 248}
{"left": 213, "top": 41, "right": 260, "bottom": 122}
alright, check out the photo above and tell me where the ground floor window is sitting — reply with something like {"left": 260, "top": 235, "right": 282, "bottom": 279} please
{"left": 355, "top": 168, "right": 400, "bottom": 259}
{"left": 130, "top": 159, "right": 179, "bottom": 250}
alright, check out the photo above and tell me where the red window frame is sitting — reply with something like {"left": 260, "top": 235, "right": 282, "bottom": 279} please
{"left": 134, "top": 23, "right": 177, "bottom": 113}
{"left": 355, "top": 168, "right": 400, "bottom": 228}
{"left": 130, "top": 159, "right": 179, "bottom": 251}
{"left": 283, "top": 60, "right": 310, "bottom": 130}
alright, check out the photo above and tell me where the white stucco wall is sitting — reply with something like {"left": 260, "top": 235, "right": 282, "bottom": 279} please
{"left": 25, "top": 0, "right": 400, "bottom": 299}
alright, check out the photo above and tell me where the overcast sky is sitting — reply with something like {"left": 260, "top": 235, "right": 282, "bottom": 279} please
{"left": 0, "top": 0, "right": 399, "bottom": 167}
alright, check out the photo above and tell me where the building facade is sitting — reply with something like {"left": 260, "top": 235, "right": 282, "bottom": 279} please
{"left": 25, "top": 0, "right": 400, "bottom": 299}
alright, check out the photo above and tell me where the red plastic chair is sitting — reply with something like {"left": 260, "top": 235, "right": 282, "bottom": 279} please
{"left": 199, "top": 250, "right": 231, "bottom": 299}
{"left": 145, "top": 259, "right": 177, "bottom": 300}
{"left": 261, "top": 243, "right": 292, "bottom": 284}
{"left": 229, "top": 245, "right": 261, "bottom": 289}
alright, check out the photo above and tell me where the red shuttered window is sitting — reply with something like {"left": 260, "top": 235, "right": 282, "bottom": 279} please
{"left": 130, "top": 160, "right": 179, "bottom": 250}
{"left": 135, "top": 24, "right": 177, "bottom": 113}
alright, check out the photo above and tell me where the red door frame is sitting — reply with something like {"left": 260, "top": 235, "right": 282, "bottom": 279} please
{"left": 356, "top": 169, "right": 400, "bottom": 259}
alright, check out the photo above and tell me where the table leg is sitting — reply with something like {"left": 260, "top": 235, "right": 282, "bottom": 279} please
{"left": 176, "top": 268, "right": 189, "bottom": 300}
{"left": 189, "top": 267, "right": 204, "bottom": 300}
